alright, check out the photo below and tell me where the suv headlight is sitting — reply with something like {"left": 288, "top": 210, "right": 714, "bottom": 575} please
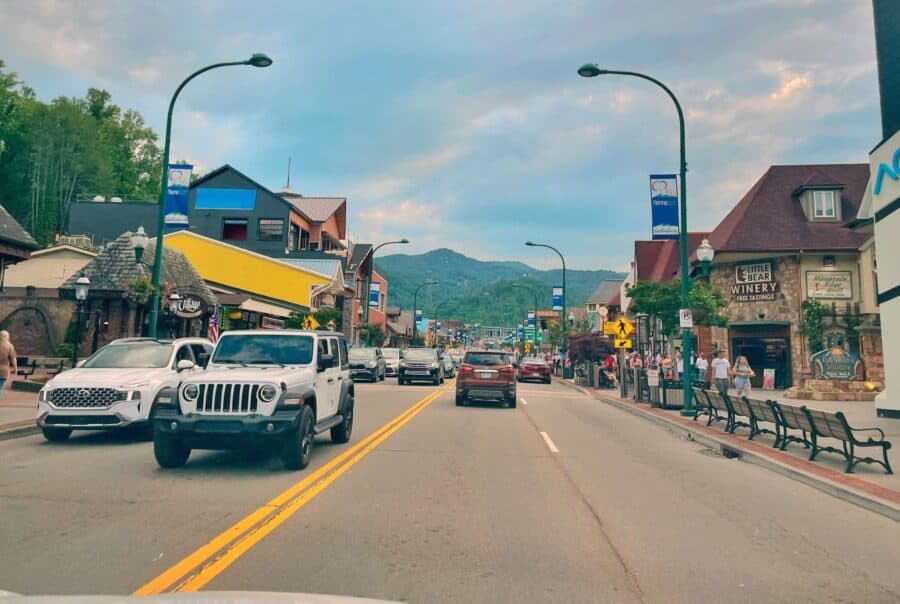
{"left": 182, "top": 383, "right": 199, "bottom": 401}
{"left": 259, "top": 384, "right": 278, "bottom": 403}
{"left": 38, "top": 388, "right": 50, "bottom": 403}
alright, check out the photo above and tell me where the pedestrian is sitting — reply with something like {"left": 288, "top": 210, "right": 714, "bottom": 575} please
{"left": 733, "top": 355, "right": 755, "bottom": 397}
{"left": 0, "top": 330, "right": 18, "bottom": 398}
{"left": 694, "top": 353, "right": 709, "bottom": 385}
{"left": 676, "top": 351, "right": 684, "bottom": 380}
{"left": 660, "top": 353, "right": 673, "bottom": 379}
{"left": 711, "top": 350, "right": 731, "bottom": 396}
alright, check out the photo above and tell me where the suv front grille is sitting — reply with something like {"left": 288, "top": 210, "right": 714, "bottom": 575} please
{"left": 49, "top": 387, "right": 123, "bottom": 408}
{"left": 404, "top": 361, "right": 434, "bottom": 369}
{"left": 192, "top": 383, "right": 261, "bottom": 414}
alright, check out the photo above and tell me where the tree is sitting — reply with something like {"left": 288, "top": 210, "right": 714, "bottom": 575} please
{"left": 313, "top": 308, "right": 343, "bottom": 331}
{"left": 626, "top": 280, "right": 727, "bottom": 336}
{"left": 800, "top": 299, "right": 826, "bottom": 355}
{"left": 357, "top": 323, "right": 385, "bottom": 346}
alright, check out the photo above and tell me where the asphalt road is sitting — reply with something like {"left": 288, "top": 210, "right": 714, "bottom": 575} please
{"left": 2, "top": 378, "right": 899, "bottom": 603}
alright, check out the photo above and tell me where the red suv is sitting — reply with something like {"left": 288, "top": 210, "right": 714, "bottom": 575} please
{"left": 516, "top": 356, "right": 551, "bottom": 384}
{"left": 456, "top": 350, "right": 517, "bottom": 408}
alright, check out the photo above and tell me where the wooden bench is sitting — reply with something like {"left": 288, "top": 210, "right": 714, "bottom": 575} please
{"left": 741, "top": 397, "right": 780, "bottom": 446}
{"left": 703, "top": 390, "right": 735, "bottom": 431}
{"left": 768, "top": 401, "right": 813, "bottom": 452}
{"left": 16, "top": 359, "right": 37, "bottom": 378}
{"left": 801, "top": 407, "right": 893, "bottom": 474}
{"left": 723, "top": 392, "right": 753, "bottom": 435}
{"left": 691, "top": 386, "right": 711, "bottom": 423}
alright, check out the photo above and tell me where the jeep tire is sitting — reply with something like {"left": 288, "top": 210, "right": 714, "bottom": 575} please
{"left": 282, "top": 404, "right": 315, "bottom": 470}
{"left": 154, "top": 433, "right": 191, "bottom": 468}
{"left": 331, "top": 397, "right": 354, "bottom": 443}
{"left": 41, "top": 426, "right": 72, "bottom": 442}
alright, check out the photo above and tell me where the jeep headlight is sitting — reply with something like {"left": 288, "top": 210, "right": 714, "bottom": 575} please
{"left": 182, "top": 383, "right": 199, "bottom": 401}
{"left": 259, "top": 384, "right": 278, "bottom": 403}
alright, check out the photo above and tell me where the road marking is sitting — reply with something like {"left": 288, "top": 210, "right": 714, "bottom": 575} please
{"left": 540, "top": 431, "right": 560, "bottom": 453}
{"left": 134, "top": 388, "right": 444, "bottom": 595}
{"left": 520, "top": 398, "right": 529, "bottom": 405}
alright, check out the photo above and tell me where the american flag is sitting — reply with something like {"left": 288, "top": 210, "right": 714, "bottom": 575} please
{"left": 208, "top": 304, "right": 222, "bottom": 343}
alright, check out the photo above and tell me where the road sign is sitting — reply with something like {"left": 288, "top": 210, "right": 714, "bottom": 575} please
{"left": 303, "top": 315, "right": 319, "bottom": 330}
{"left": 679, "top": 308, "right": 693, "bottom": 328}
{"left": 614, "top": 338, "right": 632, "bottom": 349}
{"left": 604, "top": 317, "right": 634, "bottom": 338}
{"left": 524, "top": 341, "right": 532, "bottom": 353}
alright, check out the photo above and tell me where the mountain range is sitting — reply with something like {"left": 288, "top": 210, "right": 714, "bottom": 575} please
{"left": 374, "top": 248, "right": 624, "bottom": 326}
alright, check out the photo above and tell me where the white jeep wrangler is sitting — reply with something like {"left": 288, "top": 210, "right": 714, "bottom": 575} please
{"left": 151, "top": 329, "right": 354, "bottom": 470}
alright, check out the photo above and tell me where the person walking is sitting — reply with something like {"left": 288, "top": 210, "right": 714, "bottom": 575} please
{"left": 711, "top": 350, "right": 731, "bottom": 396}
{"left": 733, "top": 355, "right": 755, "bottom": 397}
{"left": 660, "top": 353, "right": 673, "bottom": 379}
{"left": 0, "top": 330, "right": 18, "bottom": 398}
{"left": 694, "top": 353, "right": 709, "bottom": 385}
{"left": 676, "top": 351, "right": 684, "bottom": 380}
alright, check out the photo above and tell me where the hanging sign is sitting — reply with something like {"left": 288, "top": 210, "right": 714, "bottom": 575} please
{"left": 164, "top": 164, "right": 192, "bottom": 227}
{"left": 732, "top": 261, "right": 778, "bottom": 301}
{"left": 806, "top": 270, "right": 852, "bottom": 300}
{"left": 368, "top": 282, "right": 380, "bottom": 309}
{"left": 171, "top": 294, "right": 206, "bottom": 318}
{"left": 527, "top": 311, "right": 535, "bottom": 327}
{"left": 650, "top": 174, "right": 679, "bottom": 240}
{"left": 552, "top": 286, "right": 563, "bottom": 311}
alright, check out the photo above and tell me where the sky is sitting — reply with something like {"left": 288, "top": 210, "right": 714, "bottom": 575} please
{"left": 0, "top": 0, "right": 882, "bottom": 271}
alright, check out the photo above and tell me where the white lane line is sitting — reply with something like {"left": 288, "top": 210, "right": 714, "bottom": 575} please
{"left": 520, "top": 398, "right": 529, "bottom": 405}
{"left": 540, "top": 431, "right": 560, "bottom": 453}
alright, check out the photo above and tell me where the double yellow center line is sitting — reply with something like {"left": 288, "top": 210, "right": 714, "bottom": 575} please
{"left": 135, "top": 385, "right": 448, "bottom": 595}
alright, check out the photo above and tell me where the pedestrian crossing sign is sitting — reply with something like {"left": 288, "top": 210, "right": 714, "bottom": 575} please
{"left": 614, "top": 338, "right": 632, "bottom": 349}
{"left": 303, "top": 315, "right": 319, "bottom": 330}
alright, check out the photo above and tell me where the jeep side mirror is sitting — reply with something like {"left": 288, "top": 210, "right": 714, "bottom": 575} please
{"left": 176, "top": 359, "right": 195, "bottom": 372}
{"left": 318, "top": 353, "right": 334, "bottom": 372}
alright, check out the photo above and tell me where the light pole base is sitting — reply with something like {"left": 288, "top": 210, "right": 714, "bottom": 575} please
{"left": 680, "top": 409, "right": 697, "bottom": 417}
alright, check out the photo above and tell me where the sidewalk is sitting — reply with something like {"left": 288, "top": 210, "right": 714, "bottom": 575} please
{"left": 561, "top": 379, "right": 900, "bottom": 522}
{"left": 0, "top": 384, "right": 38, "bottom": 440}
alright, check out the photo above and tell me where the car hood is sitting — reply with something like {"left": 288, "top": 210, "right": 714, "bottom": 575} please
{"left": 44, "top": 368, "right": 170, "bottom": 388}
{"left": 186, "top": 365, "right": 316, "bottom": 384}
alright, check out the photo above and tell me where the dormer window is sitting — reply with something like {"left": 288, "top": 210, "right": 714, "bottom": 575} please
{"left": 813, "top": 190, "right": 836, "bottom": 219}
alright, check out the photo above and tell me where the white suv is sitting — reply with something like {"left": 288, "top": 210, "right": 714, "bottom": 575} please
{"left": 36, "top": 337, "right": 213, "bottom": 442}
{"left": 152, "top": 329, "right": 354, "bottom": 470}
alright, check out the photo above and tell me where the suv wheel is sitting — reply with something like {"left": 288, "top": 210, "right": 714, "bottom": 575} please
{"left": 331, "top": 398, "right": 354, "bottom": 443}
{"left": 455, "top": 393, "right": 466, "bottom": 406}
{"left": 153, "top": 433, "right": 191, "bottom": 468}
{"left": 508, "top": 396, "right": 517, "bottom": 409}
{"left": 282, "top": 405, "right": 315, "bottom": 470}
{"left": 41, "top": 426, "right": 72, "bottom": 442}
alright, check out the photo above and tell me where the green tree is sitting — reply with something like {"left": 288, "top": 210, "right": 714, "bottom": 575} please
{"left": 800, "top": 299, "right": 826, "bottom": 355}
{"left": 357, "top": 323, "right": 385, "bottom": 346}
{"left": 626, "top": 280, "right": 727, "bottom": 336}
{"left": 313, "top": 308, "right": 343, "bottom": 331}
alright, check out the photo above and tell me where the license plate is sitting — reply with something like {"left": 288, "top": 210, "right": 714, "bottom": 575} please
{"left": 408, "top": 371, "right": 428, "bottom": 376}
{"left": 477, "top": 371, "right": 494, "bottom": 379}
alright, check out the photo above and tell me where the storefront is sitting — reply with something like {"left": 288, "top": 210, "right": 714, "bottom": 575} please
{"left": 728, "top": 322, "right": 792, "bottom": 390}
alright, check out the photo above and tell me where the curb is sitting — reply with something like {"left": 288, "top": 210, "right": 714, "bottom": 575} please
{"left": 558, "top": 380, "right": 900, "bottom": 523}
{"left": 0, "top": 420, "right": 39, "bottom": 442}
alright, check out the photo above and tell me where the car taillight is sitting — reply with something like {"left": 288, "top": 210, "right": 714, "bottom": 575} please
{"left": 458, "top": 365, "right": 473, "bottom": 374}
{"left": 500, "top": 366, "right": 514, "bottom": 375}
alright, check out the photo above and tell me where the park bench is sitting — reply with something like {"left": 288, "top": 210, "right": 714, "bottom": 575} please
{"left": 801, "top": 407, "right": 893, "bottom": 474}
{"left": 704, "top": 389, "right": 735, "bottom": 432}
{"left": 741, "top": 397, "right": 780, "bottom": 446}
{"left": 16, "top": 359, "right": 37, "bottom": 378}
{"left": 723, "top": 392, "right": 753, "bottom": 435}
{"left": 691, "top": 386, "right": 711, "bottom": 423}
{"left": 46, "top": 360, "right": 66, "bottom": 376}
{"left": 767, "top": 401, "right": 814, "bottom": 453}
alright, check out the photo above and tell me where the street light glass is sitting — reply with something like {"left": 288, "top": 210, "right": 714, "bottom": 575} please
{"left": 696, "top": 238, "right": 715, "bottom": 263}
{"left": 399, "top": 238, "right": 410, "bottom": 244}
{"left": 75, "top": 275, "right": 90, "bottom": 301}
{"left": 577, "top": 63, "right": 606, "bottom": 78}
{"left": 131, "top": 226, "right": 149, "bottom": 250}
{"left": 525, "top": 241, "right": 535, "bottom": 246}
{"left": 248, "top": 53, "right": 273, "bottom": 68}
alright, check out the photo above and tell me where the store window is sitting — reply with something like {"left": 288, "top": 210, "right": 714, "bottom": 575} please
{"left": 258, "top": 218, "right": 284, "bottom": 241}
{"left": 222, "top": 218, "right": 248, "bottom": 240}
{"left": 289, "top": 223, "right": 300, "bottom": 250}
{"left": 813, "top": 190, "right": 836, "bottom": 219}
{"left": 300, "top": 230, "right": 310, "bottom": 250}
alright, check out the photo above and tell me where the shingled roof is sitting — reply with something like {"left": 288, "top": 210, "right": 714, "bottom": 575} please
{"left": 280, "top": 192, "right": 346, "bottom": 223}
{"left": 60, "top": 232, "right": 216, "bottom": 306}
{"left": 586, "top": 279, "right": 624, "bottom": 305}
{"left": 0, "top": 205, "right": 39, "bottom": 251}
{"left": 634, "top": 233, "right": 710, "bottom": 283}
{"left": 708, "top": 163, "right": 870, "bottom": 253}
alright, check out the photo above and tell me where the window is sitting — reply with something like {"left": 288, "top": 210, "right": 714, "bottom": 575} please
{"left": 289, "top": 223, "right": 300, "bottom": 250}
{"left": 300, "top": 230, "right": 310, "bottom": 250}
{"left": 338, "top": 338, "right": 349, "bottom": 368}
{"left": 222, "top": 218, "right": 248, "bottom": 240}
{"left": 258, "top": 218, "right": 284, "bottom": 241}
{"left": 190, "top": 344, "right": 212, "bottom": 367}
{"left": 813, "top": 190, "right": 836, "bottom": 219}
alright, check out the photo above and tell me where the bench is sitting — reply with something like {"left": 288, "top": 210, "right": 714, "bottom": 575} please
{"left": 723, "top": 392, "right": 753, "bottom": 435}
{"left": 704, "top": 389, "right": 735, "bottom": 431}
{"left": 767, "top": 401, "right": 814, "bottom": 453}
{"left": 801, "top": 407, "right": 893, "bottom": 474}
{"left": 16, "top": 359, "right": 37, "bottom": 378}
{"left": 741, "top": 397, "right": 780, "bottom": 446}
{"left": 691, "top": 386, "right": 711, "bottom": 423}
{"left": 46, "top": 360, "right": 67, "bottom": 375}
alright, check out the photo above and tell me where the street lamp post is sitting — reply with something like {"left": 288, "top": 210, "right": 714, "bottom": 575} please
{"left": 512, "top": 283, "right": 539, "bottom": 349}
{"left": 431, "top": 300, "right": 450, "bottom": 349}
{"left": 412, "top": 280, "right": 438, "bottom": 346}
{"left": 578, "top": 63, "right": 694, "bottom": 416}
{"left": 525, "top": 242, "right": 567, "bottom": 363}
{"left": 147, "top": 53, "right": 273, "bottom": 338}
{"left": 696, "top": 238, "right": 715, "bottom": 279}
{"left": 73, "top": 274, "right": 90, "bottom": 366}
{"left": 364, "top": 239, "right": 410, "bottom": 327}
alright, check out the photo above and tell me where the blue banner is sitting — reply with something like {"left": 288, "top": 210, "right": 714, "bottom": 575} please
{"left": 368, "top": 282, "right": 380, "bottom": 309}
{"left": 436, "top": 321, "right": 442, "bottom": 333}
{"left": 552, "top": 286, "right": 563, "bottom": 311}
{"left": 164, "top": 164, "right": 192, "bottom": 227}
{"left": 527, "top": 311, "right": 535, "bottom": 327}
{"left": 650, "top": 174, "right": 679, "bottom": 240}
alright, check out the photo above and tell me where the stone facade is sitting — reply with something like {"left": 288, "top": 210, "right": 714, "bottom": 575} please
{"left": 0, "top": 289, "right": 75, "bottom": 356}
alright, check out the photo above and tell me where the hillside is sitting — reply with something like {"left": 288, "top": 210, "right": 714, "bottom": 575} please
{"left": 374, "top": 248, "right": 623, "bottom": 325}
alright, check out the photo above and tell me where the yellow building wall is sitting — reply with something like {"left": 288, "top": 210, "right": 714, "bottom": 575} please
{"left": 165, "top": 232, "right": 329, "bottom": 308}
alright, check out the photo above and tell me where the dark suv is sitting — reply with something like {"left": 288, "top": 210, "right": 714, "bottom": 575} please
{"left": 456, "top": 350, "right": 516, "bottom": 407}
{"left": 398, "top": 347, "right": 444, "bottom": 385}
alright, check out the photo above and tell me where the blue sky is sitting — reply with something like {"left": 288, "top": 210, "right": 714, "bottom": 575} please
{"left": 0, "top": 0, "right": 882, "bottom": 270}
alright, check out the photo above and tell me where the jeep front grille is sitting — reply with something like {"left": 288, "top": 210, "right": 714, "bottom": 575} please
{"left": 193, "top": 383, "right": 261, "bottom": 414}
{"left": 49, "top": 387, "right": 123, "bottom": 408}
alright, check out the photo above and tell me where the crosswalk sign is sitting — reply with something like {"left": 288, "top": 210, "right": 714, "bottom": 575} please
{"left": 614, "top": 338, "right": 632, "bottom": 349}
{"left": 303, "top": 315, "right": 319, "bottom": 330}
{"left": 605, "top": 317, "right": 634, "bottom": 338}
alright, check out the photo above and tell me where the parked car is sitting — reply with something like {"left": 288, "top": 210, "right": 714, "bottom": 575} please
{"left": 517, "top": 356, "right": 552, "bottom": 384}
{"left": 441, "top": 354, "right": 456, "bottom": 378}
{"left": 36, "top": 337, "right": 213, "bottom": 441}
{"left": 152, "top": 329, "right": 354, "bottom": 470}
{"left": 398, "top": 348, "right": 444, "bottom": 385}
{"left": 456, "top": 350, "right": 517, "bottom": 408}
{"left": 381, "top": 347, "right": 404, "bottom": 377}
{"left": 349, "top": 347, "right": 385, "bottom": 382}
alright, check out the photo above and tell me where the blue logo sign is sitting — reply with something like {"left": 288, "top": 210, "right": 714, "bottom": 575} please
{"left": 552, "top": 286, "right": 563, "bottom": 311}
{"left": 873, "top": 146, "right": 900, "bottom": 196}
{"left": 810, "top": 347, "right": 864, "bottom": 380}
{"left": 527, "top": 311, "right": 535, "bottom": 327}
{"left": 650, "top": 174, "right": 679, "bottom": 240}
{"left": 164, "top": 164, "right": 192, "bottom": 227}
{"left": 436, "top": 321, "right": 442, "bottom": 333}
{"left": 368, "top": 282, "right": 380, "bottom": 309}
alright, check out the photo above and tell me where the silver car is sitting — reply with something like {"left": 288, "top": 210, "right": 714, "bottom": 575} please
{"left": 441, "top": 354, "right": 456, "bottom": 378}
{"left": 382, "top": 347, "right": 404, "bottom": 377}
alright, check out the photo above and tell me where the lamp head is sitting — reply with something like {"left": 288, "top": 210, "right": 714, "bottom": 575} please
{"left": 399, "top": 238, "right": 410, "bottom": 244}
{"left": 247, "top": 53, "right": 273, "bottom": 68}
{"left": 696, "top": 238, "right": 715, "bottom": 263}
{"left": 525, "top": 241, "right": 535, "bottom": 246}
{"left": 75, "top": 274, "right": 90, "bottom": 301}
{"left": 577, "top": 63, "right": 607, "bottom": 78}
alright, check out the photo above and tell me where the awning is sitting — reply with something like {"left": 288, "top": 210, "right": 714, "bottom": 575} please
{"left": 239, "top": 298, "right": 294, "bottom": 318}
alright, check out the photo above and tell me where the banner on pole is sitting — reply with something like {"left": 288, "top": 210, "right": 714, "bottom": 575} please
{"left": 527, "top": 311, "right": 535, "bottom": 327}
{"left": 368, "top": 282, "right": 380, "bottom": 309}
{"left": 552, "top": 286, "right": 563, "bottom": 311}
{"left": 650, "top": 173, "right": 679, "bottom": 240}
{"left": 164, "top": 164, "right": 193, "bottom": 227}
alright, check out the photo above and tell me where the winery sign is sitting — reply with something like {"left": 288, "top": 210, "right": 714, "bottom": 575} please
{"left": 731, "top": 261, "right": 778, "bottom": 302}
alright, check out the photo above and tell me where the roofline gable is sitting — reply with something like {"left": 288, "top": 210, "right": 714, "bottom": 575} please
{"left": 189, "top": 164, "right": 293, "bottom": 213}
